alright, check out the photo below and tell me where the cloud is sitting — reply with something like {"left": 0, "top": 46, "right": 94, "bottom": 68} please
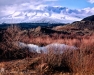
{"left": 88, "top": 0, "right": 94, "bottom": 3}
{"left": 0, "top": 0, "right": 57, "bottom": 16}
{"left": 0, "top": 0, "right": 94, "bottom": 23}
{"left": 0, "top": 4, "right": 94, "bottom": 23}
{"left": 0, "top": 0, "right": 58, "bottom": 23}
{"left": 0, "top": 0, "right": 30, "bottom": 6}
{"left": 0, "top": 0, "right": 57, "bottom": 6}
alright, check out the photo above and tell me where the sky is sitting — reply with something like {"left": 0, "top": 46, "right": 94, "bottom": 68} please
{"left": 0, "top": 0, "right": 94, "bottom": 23}
{"left": 57, "top": 0, "right": 94, "bottom": 9}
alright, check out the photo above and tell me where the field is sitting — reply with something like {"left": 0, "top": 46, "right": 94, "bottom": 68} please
{"left": 0, "top": 25, "right": 94, "bottom": 75}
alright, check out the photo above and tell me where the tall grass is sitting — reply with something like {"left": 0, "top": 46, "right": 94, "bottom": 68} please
{"left": 0, "top": 25, "right": 94, "bottom": 74}
{"left": 29, "top": 34, "right": 94, "bottom": 74}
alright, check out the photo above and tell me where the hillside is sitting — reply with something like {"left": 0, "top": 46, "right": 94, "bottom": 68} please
{"left": 82, "top": 15, "right": 94, "bottom": 21}
{"left": 52, "top": 21, "right": 94, "bottom": 36}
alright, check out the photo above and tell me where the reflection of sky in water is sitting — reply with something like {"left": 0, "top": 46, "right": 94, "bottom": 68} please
{"left": 18, "top": 42, "right": 77, "bottom": 53}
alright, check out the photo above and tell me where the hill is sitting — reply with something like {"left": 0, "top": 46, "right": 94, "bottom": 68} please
{"left": 52, "top": 21, "right": 94, "bottom": 36}
{"left": 82, "top": 15, "right": 94, "bottom": 21}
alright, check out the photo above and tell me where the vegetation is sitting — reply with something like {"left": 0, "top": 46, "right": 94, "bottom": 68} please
{"left": 0, "top": 25, "right": 29, "bottom": 60}
{"left": 0, "top": 22, "right": 94, "bottom": 75}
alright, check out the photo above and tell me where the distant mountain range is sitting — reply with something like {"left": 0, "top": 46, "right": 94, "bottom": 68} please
{"left": 1, "top": 6, "right": 93, "bottom": 24}
{"left": 0, "top": 23, "right": 65, "bottom": 30}
{"left": 0, "top": 15, "right": 94, "bottom": 30}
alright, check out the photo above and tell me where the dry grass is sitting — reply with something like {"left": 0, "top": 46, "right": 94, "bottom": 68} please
{"left": 28, "top": 34, "right": 94, "bottom": 74}
{"left": 0, "top": 25, "right": 94, "bottom": 75}
{"left": 29, "top": 34, "right": 94, "bottom": 47}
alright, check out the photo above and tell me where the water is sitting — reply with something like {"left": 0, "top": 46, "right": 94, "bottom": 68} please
{"left": 18, "top": 42, "right": 77, "bottom": 53}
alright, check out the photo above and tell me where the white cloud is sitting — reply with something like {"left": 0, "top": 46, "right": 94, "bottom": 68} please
{"left": 0, "top": 0, "right": 94, "bottom": 23}
{"left": 0, "top": 0, "right": 56, "bottom": 16}
{"left": 0, "top": 4, "right": 94, "bottom": 23}
{"left": 0, "top": 0, "right": 57, "bottom": 6}
{"left": 88, "top": 0, "right": 94, "bottom": 3}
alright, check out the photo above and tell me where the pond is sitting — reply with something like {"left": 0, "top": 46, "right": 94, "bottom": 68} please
{"left": 18, "top": 42, "right": 77, "bottom": 54}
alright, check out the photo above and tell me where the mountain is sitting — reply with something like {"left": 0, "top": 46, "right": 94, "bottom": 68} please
{"left": 1, "top": 6, "right": 93, "bottom": 24}
{"left": 82, "top": 15, "right": 94, "bottom": 21}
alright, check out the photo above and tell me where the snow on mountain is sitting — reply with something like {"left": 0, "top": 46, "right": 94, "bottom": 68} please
{"left": 0, "top": 5, "right": 94, "bottom": 23}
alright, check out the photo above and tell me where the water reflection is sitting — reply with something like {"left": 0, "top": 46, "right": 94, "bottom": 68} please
{"left": 18, "top": 42, "right": 77, "bottom": 53}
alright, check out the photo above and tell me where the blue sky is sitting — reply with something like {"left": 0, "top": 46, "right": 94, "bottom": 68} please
{"left": 53, "top": 0, "right": 94, "bottom": 9}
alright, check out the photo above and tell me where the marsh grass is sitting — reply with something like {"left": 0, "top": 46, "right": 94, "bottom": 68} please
{"left": 0, "top": 26, "right": 94, "bottom": 75}
{"left": 29, "top": 34, "right": 94, "bottom": 74}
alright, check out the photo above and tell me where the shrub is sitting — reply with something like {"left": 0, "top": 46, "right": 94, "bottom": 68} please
{"left": 0, "top": 25, "right": 29, "bottom": 60}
